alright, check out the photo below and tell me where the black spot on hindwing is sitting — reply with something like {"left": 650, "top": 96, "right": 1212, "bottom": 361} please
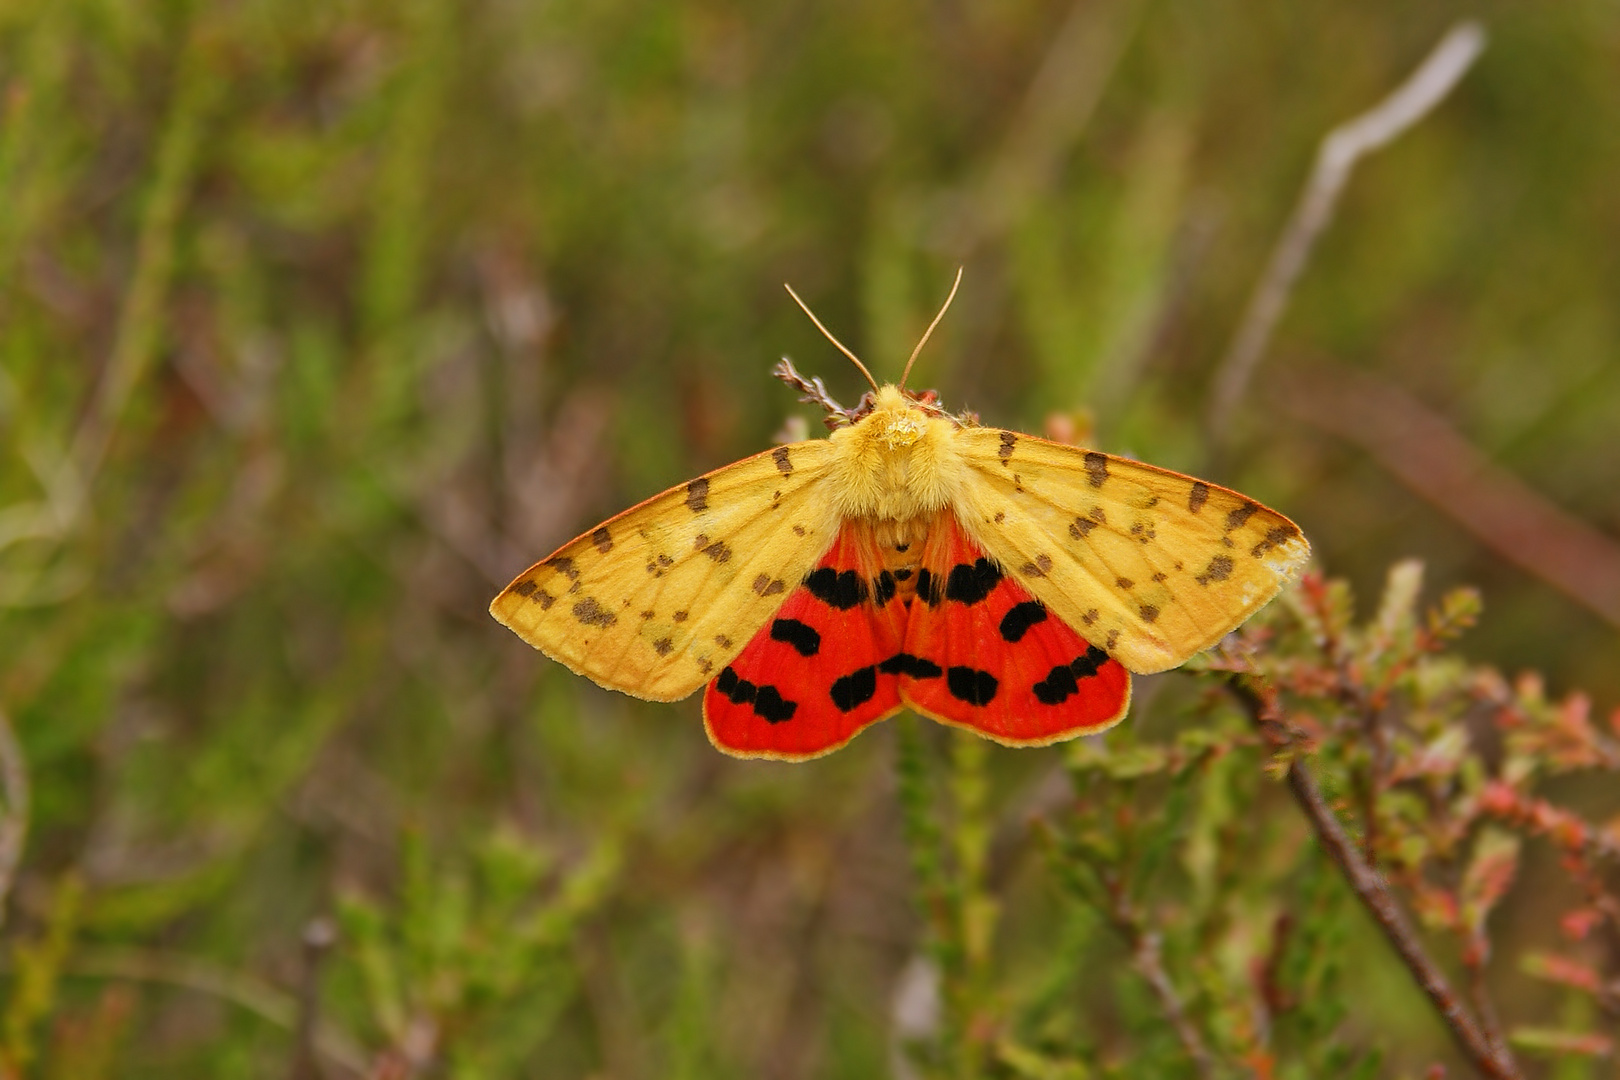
{"left": 829, "top": 666, "right": 877, "bottom": 712}
{"left": 752, "top": 686, "right": 796, "bottom": 723}
{"left": 716, "top": 666, "right": 797, "bottom": 724}
{"left": 804, "top": 567, "right": 868, "bottom": 609}
{"left": 1072, "top": 645, "right": 1109, "bottom": 678}
{"left": 770, "top": 618, "right": 821, "bottom": 657}
{"left": 999, "top": 601, "right": 1047, "bottom": 642}
{"left": 1033, "top": 646, "right": 1111, "bottom": 705}
{"left": 916, "top": 568, "right": 943, "bottom": 606}
{"left": 946, "top": 666, "right": 998, "bottom": 706}
{"left": 1032, "top": 664, "right": 1079, "bottom": 706}
{"left": 874, "top": 571, "right": 897, "bottom": 604}
{"left": 879, "top": 654, "right": 943, "bottom": 680}
{"left": 945, "top": 559, "right": 1002, "bottom": 605}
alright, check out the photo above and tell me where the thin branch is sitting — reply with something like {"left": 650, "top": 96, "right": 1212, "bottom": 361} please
{"left": 288, "top": 916, "right": 338, "bottom": 1080}
{"left": 1464, "top": 941, "right": 1515, "bottom": 1072}
{"left": 70, "top": 14, "right": 212, "bottom": 484}
{"left": 60, "top": 947, "right": 368, "bottom": 1077}
{"left": 1229, "top": 678, "right": 1523, "bottom": 1080}
{"left": 960, "top": 0, "right": 1143, "bottom": 249}
{"left": 0, "top": 703, "right": 28, "bottom": 928}
{"left": 1206, "top": 21, "right": 1486, "bottom": 450}
{"left": 1112, "top": 902, "right": 1216, "bottom": 1080}
{"left": 1275, "top": 365, "right": 1620, "bottom": 630}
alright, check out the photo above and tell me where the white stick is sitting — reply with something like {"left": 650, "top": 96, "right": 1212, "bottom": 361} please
{"left": 1206, "top": 21, "right": 1487, "bottom": 448}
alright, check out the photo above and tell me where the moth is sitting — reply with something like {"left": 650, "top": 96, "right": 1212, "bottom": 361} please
{"left": 491, "top": 274, "right": 1309, "bottom": 760}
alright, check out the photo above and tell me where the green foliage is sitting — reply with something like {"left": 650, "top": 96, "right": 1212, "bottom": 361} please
{"left": 0, "top": 1, "right": 1617, "bottom": 1077}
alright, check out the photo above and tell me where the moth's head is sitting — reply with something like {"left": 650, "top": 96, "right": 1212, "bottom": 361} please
{"left": 869, "top": 386, "right": 928, "bottom": 448}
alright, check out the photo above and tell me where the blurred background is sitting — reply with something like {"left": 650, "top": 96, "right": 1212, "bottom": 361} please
{"left": 0, "top": 0, "right": 1617, "bottom": 1076}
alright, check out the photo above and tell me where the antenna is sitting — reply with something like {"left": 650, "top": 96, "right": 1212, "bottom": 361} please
{"left": 784, "top": 284, "right": 880, "bottom": 392}
{"left": 899, "top": 267, "right": 963, "bottom": 389}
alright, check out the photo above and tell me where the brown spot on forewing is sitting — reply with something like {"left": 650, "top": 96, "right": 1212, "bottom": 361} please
{"left": 546, "top": 556, "right": 580, "bottom": 581}
{"left": 701, "top": 540, "right": 732, "bottom": 563}
{"left": 1225, "top": 501, "right": 1259, "bottom": 531}
{"left": 752, "top": 574, "right": 786, "bottom": 596}
{"left": 1138, "top": 604, "right": 1160, "bottom": 623}
{"left": 1019, "top": 554, "right": 1053, "bottom": 577}
{"left": 773, "top": 446, "right": 793, "bottom": 475}
{"left": 1195, "top": 555, "right": 1234, "bottom": 585}
{"left": 1188, "top": 482, "right": 1209, "bottom": 514}
{"left": 686, "top": 478, "right": 710, "bottom": 513}
{"left": 591, "top": 527, "right": 613, "bottom": 553}
{"left": 572, "top": 597, "right": 616, "bottom": 627}
{"left": 652, "top": 637, "right": 674, "bottom": 656}
{"left": 1083, "top": 451, "right": 1109, "bottom": 488}
{"left": 998, "top": 431, "right": 1017, "bottom": 463}
{"left": 1250, "top": 524, "right": 1300, "bottom": 558}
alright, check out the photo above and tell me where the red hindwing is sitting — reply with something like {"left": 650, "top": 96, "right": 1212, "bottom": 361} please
{"left": 702, "top": 524, "right": 905, "bottom": 759}
{"left": 899, "top": 515, "right": 1130, "bottom": 744}
{"left": 702, "top": 513, "right": 1130, "bottom": 758}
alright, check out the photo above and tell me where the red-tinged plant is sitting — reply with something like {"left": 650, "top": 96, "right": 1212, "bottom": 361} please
{"left": 896, "top": 560, "right": 1620, "bottom": 1079}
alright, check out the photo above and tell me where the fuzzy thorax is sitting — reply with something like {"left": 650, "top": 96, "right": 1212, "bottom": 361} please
{"left": 827, "top": 385, "right": 968, "bottom": 522}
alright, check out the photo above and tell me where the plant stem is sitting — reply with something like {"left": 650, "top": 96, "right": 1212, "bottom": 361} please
{"left": 1230, "top": 678, "right": 1523, "bottom": 1080}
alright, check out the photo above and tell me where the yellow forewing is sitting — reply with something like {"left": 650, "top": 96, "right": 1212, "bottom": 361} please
{"left": 953, "top": 428, "right": 1310, "bottom": 674}
{"left": 490, "top": 441, "right": 838, "bottom": 700}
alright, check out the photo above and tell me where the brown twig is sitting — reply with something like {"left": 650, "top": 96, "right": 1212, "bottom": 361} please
{"left": 1274, "top": 366, "right": 1620, "bottom": 630}
{"left": 1229, "top": 677, "right": 1524, "bottom": 1079}
{"left": 960, "top": 0, "right": 1143, "bottom": 250}
{"left": 1100, "top": 874, "right": 1216, "bottom": 1080}
{"left": 288, "top": 916, "right": 338, "bottom": 1080}
{"left": 0, "top": 702, "right": 28, "bottom": 929}
{"left": 61, "top": 947, "right": 367, "bottom": 1077}
{"left": 1206, "top": 21, "right": 1486, "bottom": 451}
